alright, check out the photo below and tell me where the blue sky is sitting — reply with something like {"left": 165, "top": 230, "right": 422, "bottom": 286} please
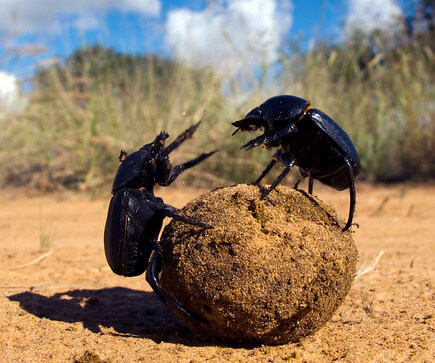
{"left": 0, "top": 0, "right": 406, "bottom": 89}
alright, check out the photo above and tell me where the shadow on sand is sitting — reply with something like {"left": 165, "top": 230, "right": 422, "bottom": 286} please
{"left": 8, "top": 286, "right": 211, "bottom": 346}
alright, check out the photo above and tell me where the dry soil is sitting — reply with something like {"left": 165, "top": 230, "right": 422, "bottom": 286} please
{"left": 0, "top": 183, "right": 433, "bottom": 362}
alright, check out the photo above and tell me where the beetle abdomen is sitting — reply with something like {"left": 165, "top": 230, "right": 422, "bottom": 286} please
{"left": 307, "top": 108, "right": 361, "bottom": 176}
{"left": 104, "top": 189, "right": 156, "bottom": 276}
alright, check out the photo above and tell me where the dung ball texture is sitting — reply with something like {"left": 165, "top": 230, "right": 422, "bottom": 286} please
{"left": 159, "top": 184, "right": 358, "bottom": 345}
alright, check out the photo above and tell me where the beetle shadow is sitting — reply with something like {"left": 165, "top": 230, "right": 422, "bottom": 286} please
{"left": 7, "top": 286, "right": 228, "bottom": 347}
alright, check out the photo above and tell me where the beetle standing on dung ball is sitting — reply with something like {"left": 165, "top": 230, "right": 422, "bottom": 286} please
{"left": 232, "top": 95, "right": 361, "bottom": 231}
{"left": 104, "top": 122, "right": 217, "bottom": 321}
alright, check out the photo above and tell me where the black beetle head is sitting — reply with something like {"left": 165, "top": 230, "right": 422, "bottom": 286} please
{"left": 112, "top": 123, "right": 205, "bottom": 192}
{"left": 231, "top": 106, "right": 264, "bottom": 135}
{"left": 232, "top": 95, "right": 310, "bottom": 135}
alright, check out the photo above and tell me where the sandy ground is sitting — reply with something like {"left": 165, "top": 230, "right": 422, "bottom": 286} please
{"left": 0, "top": 183, "right": 433, "bottom": 362}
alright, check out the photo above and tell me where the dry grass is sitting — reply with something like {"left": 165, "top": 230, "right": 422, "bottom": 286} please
{"left": 0, "top": 29, "right": 433, "bottom": 191}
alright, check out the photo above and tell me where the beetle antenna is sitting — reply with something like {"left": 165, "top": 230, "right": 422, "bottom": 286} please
{"left": 160, "top": 149, "right": 219, "bottom": 186}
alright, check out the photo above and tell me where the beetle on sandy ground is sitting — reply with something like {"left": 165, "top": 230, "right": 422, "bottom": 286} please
{"left": 232, "top": 95, "right": 361, "bottom": 231}
{"left": 104, "top": 122, "right": 216, "bottom": 319}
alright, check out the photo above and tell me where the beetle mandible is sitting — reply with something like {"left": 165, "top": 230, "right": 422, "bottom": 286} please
{"left": 232, "top": 95, "right": 361, "bottom": 231}
{"left": 104, "top": 122, "right": 217, "bottom": 320}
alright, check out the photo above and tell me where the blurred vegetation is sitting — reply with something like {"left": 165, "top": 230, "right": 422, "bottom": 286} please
{"left": 0, "top": 2, "right": 434, "bottom": 192}
{"left": 0, "top": 47, "right": 232, "bottom": 191}
{"left": 281, "top": 32, "right": 434, "bottom": 182}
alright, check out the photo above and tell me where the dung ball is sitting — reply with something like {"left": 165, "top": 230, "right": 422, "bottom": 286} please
{"left": 159, "top": 184, "right": 358, "bottom": 345}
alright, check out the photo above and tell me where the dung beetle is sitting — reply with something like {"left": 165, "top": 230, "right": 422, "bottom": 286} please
{"left": 232, "top": 95, "right": 361, "bottom": 231}
{"left": 104, "top": 122, "right": 217, "bottom": 319}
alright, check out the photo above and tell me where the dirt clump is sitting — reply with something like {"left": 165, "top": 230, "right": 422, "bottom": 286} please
{"left": 159, "top": 184, "right": 358, "bottom": 344}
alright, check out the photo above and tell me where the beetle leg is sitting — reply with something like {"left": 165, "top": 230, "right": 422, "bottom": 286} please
{"left": 241, "top": 124, "right": 297, "bottom": 151}
{"left": 254, "top": 159, "right": 276, "bottom": 185}
{"left": 293, "top": 179, "right": 301, "bottom": 190}
{"left": 261, "top": 124, "right": 297, "bottom": 148}
{"left": 342, "top": 157, "right": 356, "bottom": 231}
{"left": 162, "top": 122, "right": 201, "bottom": 156}
{"left": 261, "top": 155, "right": 296, "bottom": 199}
{"left": 241, "top": 134, "right": 266, "bottom": 150}
{"left": 308, "top": 177, "right": 314, "bottom": 194}
{"left": 162, "top": 204, "right": 212, "bottom": 229}
{"left": 160, "top": 149, "right": 218, "bottom": 186}
{"left": 146, "top": 244, "right": 206, "bottom": 323}
{"left": 254, "top": 149, "right": 284, "bottom": 185}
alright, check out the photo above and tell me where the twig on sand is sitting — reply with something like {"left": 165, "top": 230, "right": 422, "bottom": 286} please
{"left": 354, "top": 250, "right": 384, "bottom": 281}
{"left": 9, "top": 249, "right": 53, "bottom": 270}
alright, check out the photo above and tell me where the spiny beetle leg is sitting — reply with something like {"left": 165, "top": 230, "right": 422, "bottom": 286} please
{"left": 162, "top": 122, "right": 201, "bottom": 156}
{"left": 342, "top": 157, "right": 356, "bottom": 232}
{"left": 162, "top": 204, "right": 212, "bottom": 229}
{"left": 308, "top": 177, "right": 314, "bottom": 194}
{"left": 254, "top": 159, "right": 276, "bottom": 185}
{"left": 261, "top": 155, "right": 296, "bottom": 199}
{"left": 162, "top": 149, "right": 219, "bottom": 186}
{"left": 254, "top": 149, "right": 284, "bottom": 185}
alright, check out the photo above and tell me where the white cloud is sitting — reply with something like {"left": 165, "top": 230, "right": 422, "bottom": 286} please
{"left": 165, "top": 0, "right": 293, "bottom": 76}
{"left": 0, "top": 71, "right": 25, "bottom": 115}
{"left": 0, "top": 0, "right": 161, "bottom": 34}
{"left": 344, "top": 0, "right": 403, "bottom": 39}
